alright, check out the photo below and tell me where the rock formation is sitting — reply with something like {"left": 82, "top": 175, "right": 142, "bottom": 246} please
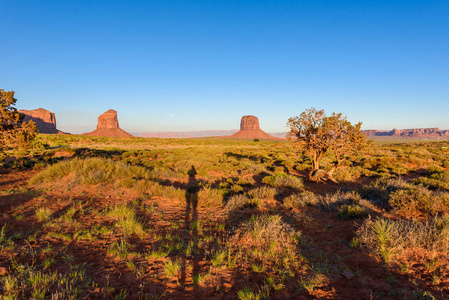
{"left": 84, "top": 109, "right": 133, "bottom": 137}
{"left": 229, "top": 115, "right": 280, "bottom": 140}
{"left": 240, "top": 115, "right": 260, "bottom": 130}
{"left": 363, "top": 128, "right": 449, "bottom": 138}
{"left": 19, "top": 108, "right": 61, "bottom": 134}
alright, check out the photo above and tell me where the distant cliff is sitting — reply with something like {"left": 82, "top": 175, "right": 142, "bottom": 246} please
{"left": 84, "top": 109, "right": 133, "bottom": 137}
{"left": 363, "top": 128, "right": 449, "bottom": 138}
{"left": 19, "top": 108, "right": 62, "bottom": 134}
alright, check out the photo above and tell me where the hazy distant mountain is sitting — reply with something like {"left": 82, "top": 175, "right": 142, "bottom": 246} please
{"left": 138, "top": 130, "right": 239, "bottom": 138}
{"left": 137, "top": 129, "right": 289, "bottom": 139}
{"left": 135, "top": 127, "right": 449, "bottom": 140}
{"left": 269, "top": 132, "right": 288, "bottom": 138}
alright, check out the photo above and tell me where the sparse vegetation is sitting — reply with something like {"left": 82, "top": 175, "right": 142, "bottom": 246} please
{"left": 1, "top": 135, "right": 449, "bottom": 298}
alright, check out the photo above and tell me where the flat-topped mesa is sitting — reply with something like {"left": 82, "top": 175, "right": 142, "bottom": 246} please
{"left": 18, "top": 108, "right": 60, "bottom": 134}
{"left": 230, "top": 115, "right": 281, "bottom": 140}
{"left": 97, "top": 109, "right": 119, "bottom": 129}
{"left": 84, "top": 109, "right": 133, "bottom": 137}
{"left": 240, "top": 115, "right": 260, "bottom": 131}
{"left": 363, "top": 127, "right": 449, "bottom": 137}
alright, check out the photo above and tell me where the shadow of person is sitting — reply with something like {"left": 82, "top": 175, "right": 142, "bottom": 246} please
{"left": 187, "top": 166, "right": 198, "bottom": 208}
{"left": 180, "top": 166, "right": 199, "bottom": 289}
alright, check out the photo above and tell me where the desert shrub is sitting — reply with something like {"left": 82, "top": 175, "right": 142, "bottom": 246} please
{"left": 236, "top": 178, "right": 255, "bottom": 186}
{"left": 360, "top": 177, "right": 449, "bottom": 216}
{"left": 338, "top": 204, "right": 369, "bottom": 220}
{"left": 247, "top": 186, "right": 276, "bottom": 199}
{"left": 0, "top": 263, "right": 92, "bottom": 299}
{"left": 282, "top": 191, "right": 319, "bottom": 209}
{"left": 389, "top": 187, "right": 449, "bottom": 216}
{"left": 334, "top": 166, "right": 372, "bottom": 181}
{"left": 241, "top": 164, "right": 266, "bottom": 176}
{"left": 333, "top": 167, "right": 354, "bottom": 182}
{"left": 262, "top": 173, "right": 303, "bottom": 189}
{"left": 108, "top": 239, "right": 132, "bottom": 258}
{"left": 226, "top": 194, "right": 260, "bottom": 211}
{"left": 294, "top": 163, "right": 310, "bottom": 172}
{"left": 217, "top": 213, "right": 302, "bottom": 271}
{"left": 107, "top": 204, "right": 145, "bottom": 236}
{"left": 197, "top": 185, "right": 223, "bottom": 207}
{"left": 29, "top": 157, "right": 150, "bottom": 187}
{"left": 230, "top": 184, "right": 244, "bottom": 194}
{"left": 279, "top": 159, "right": 296, "bottom": 171}
{"left": 35, "top": 207, "right": 52, "bottom": 222}
{"left": 230, "top": 215, "right": 299, "bottom": 257}
{"left": 135, "top": 180, "right": 163, "bottom": 197}
{"left": 320, "top": 190, "right": 363, "bottom": 210}
{"left": 428, "top": 165, "right": 443, "bottom": 174}
{"left": 414, "top": 171, "right": 449, "bottom": 191}
{"left": 441, "top": 159, "right": 449, "bottom": 168}
{"left": 357, "top": 217, "right": 449, "bottom": 262}
{"left": 359, "top": 178, "right": 412, "bottom": 207}
{"left": 162, "top": 185, "right": 186, "bottom": 202}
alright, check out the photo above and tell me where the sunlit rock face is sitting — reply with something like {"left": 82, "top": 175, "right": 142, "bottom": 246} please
{"left": 97, "top": 109, "right": 119, "bottom": 129}
{"left": 240, "top": 115, "right": 260, "bottom": 130}
{"left": 84, "top": 109, "right": 133, "bottom": 137}
{"left": 19, "top": 108, "right": 59, "bottom": 134}
{"left": 231, "top": 115, "right": 280, "bottom": 140}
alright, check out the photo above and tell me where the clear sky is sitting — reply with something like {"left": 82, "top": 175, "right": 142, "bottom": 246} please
{"left": 1, "top": 0, "right": 448, "bottom": 134}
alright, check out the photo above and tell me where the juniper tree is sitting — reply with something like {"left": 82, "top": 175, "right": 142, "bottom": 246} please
{"left": 287, "top": 107, "right": 367, "bottom": 183}
{"left": 0, "top": 89, "right": 37, "bottom": 152}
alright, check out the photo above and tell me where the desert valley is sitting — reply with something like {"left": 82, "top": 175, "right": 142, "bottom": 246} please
{"left": 2, "top": 1, "right": 449, "bottom": 299}
{"left": 1, "top": 102, "right": 449, "bottom": 299}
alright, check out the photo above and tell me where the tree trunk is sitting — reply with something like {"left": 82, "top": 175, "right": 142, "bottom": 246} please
{"left": 309, "top": 154, "right": 321, "bottom": 180}
{"left": 309, "top": 164, "right": 339, "bottom": 183}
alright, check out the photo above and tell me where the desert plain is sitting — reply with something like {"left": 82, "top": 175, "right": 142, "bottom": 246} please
{"left": 1, "top": 132, "right": 449, "bottom": 299}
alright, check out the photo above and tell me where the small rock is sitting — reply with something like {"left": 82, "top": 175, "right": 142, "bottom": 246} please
{"left": 0, "top": 267, "right": 9, "bottom": 276}
{"left": 341, "top": 270, "right": 354, "bottom": 279}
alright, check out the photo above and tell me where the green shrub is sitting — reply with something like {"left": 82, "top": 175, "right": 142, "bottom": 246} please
{"left": 360, "top": 178, "right": 412, "bottom": 207}
{"left": 162, "top": 185, "right": 186, "bottom": 202}
{"left": 107, "top": 204, "right": 145, "bottom": 236}
{"left": 35, "top": 207, "right": 52, "bottom": 222}
{"left": 282, "top": 191, "right": 319, "bottom": 209}
{"left": 357, "top": 217, "right": 449, "bottom": 262}
{"left": 414, "top": 171, "right": 449, "bottom": 191}
{"left": 320, "top": 190, "right": 362, "bottom": 210}
{"left": 247, "top": 186, "right": 276, "bottom": 199}
{"left": 234, "top": 215, "right": 299, "bottom": 253}
{"left": 29, "top": 157, "right": 150, "bottom": 187}
{"left": 338, "top": 204, "right": 369, "bottom": 220}
{"left": 226, "top": 194, "right": 261, "bottom": 211}
{"left": 389, "top": 187, "right": 449, "bottom": 216}
{"left": 198, "top": 186, "right": 223, "bottom": 207}
{"left": 262, "top": 173, "right": 303, "bottom": 189}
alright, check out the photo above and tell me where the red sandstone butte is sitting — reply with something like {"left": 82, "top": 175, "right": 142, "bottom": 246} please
{"left": 84, "top": 109, "right": 133, "bottom": 137}
{"left": 19, "top": 108, "right": 61, "bottom": 134}
{"left": 229, "top": 115, "right": 281, "bottom": 140}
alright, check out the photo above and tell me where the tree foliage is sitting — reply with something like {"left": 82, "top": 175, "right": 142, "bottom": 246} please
{"left": 287, "top": 107, "right": 367, "bottom": 183}
{"left": 0, "top": 89, "right": 38, "bottom": 152}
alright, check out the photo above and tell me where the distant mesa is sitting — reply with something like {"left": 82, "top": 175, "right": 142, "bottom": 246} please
{"left": 229, "top": 115, "right": 281, "bottom": 140}
{"left": 84, "top": 109, "right": 133, "bottom": 137}
{"left": 363, "top": 128, "right": 449, "bottom": 138}
{"left": 19, "top": 108, "right": 63, "bottom": 134}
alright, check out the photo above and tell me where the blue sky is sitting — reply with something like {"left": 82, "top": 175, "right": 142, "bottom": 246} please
{"left": 1, "top": 0, "right": 448, "bottom": 134}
